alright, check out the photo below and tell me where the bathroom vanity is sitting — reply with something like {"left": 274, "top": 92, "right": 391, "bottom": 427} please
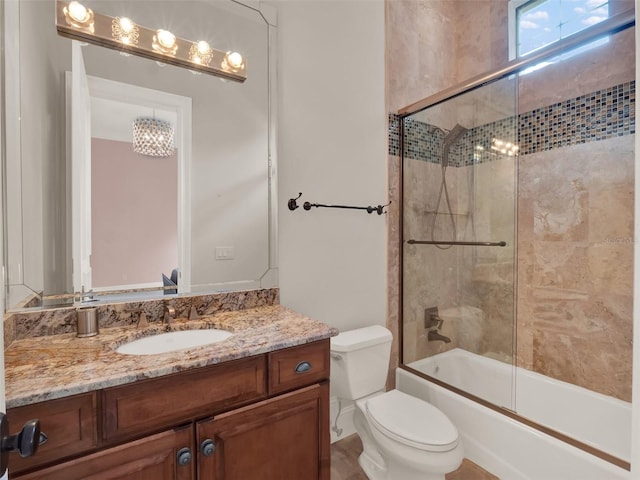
{"left": 4, "top": 305, "right": 335, "bottom": 479}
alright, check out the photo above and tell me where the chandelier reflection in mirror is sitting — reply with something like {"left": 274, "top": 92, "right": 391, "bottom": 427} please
{"left": 56, "top": 0, "right": 247, "bottom": 82}
{"left": 132, "top": 118, "right": 175, "bottom": 157}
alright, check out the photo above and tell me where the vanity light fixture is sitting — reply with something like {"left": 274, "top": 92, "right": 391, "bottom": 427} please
{"left": 55, "top": 0, "right": 247, "bottom": 82}
{"left": 112, "top": 17, "right": 139, "bottom": 46}
{"left": 63, "top": 0, "right": 94, "bottom": 32}
{"left": 132, "top": 118, "right": 175, "bottom": 158}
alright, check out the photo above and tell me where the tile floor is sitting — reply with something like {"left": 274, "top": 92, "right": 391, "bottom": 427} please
{"left": 330, "top": 434, "right": 499, "bottom": 480}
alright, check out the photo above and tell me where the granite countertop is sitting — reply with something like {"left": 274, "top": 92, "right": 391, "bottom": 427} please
{"left": 5, "top": 305, "right": 338, "bottom": 409}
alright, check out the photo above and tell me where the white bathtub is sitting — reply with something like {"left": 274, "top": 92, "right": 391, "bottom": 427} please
{"left": 398, "top": 348, "right": 631, "bottom": 480}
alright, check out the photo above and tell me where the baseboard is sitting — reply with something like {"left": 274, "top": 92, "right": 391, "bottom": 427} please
{"left": 330, "top": 396, "right": 356, "bottom": 443}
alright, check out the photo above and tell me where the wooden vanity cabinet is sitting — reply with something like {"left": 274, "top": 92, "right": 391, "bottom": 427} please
{"left": 9, "top": 339, "right": 330, "bottom": 480}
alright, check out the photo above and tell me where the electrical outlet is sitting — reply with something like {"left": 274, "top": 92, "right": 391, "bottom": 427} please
{"left": 215, "top": 246, "right": 235, "bottom": 260}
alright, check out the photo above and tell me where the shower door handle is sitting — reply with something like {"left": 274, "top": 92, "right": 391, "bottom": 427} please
{"left": 407, "top": 240, "right": 507, "bottom": 247}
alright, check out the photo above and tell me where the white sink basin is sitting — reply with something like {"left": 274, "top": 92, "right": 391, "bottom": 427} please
{"left": 116, "top": 329, "right": 233, "bottom": 355}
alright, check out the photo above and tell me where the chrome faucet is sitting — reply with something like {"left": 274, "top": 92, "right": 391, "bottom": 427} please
{"left": 428, "top": 330, "right": 451, "bottom": 343}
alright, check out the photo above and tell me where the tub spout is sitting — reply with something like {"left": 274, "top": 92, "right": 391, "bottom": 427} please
{"left": 428, "top": 330, "right": 451, "bottom": 343}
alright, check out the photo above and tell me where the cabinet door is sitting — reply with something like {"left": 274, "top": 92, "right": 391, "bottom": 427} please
{"left": 197, "top": 382, "right": 330, "bottom": 480}
{"left": 16, "top": 425, "right": 194, "bottom": 480}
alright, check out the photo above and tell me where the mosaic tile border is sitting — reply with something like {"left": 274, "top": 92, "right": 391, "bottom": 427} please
{"left": 390, "top": 80, "right": 636, "bottom": 165}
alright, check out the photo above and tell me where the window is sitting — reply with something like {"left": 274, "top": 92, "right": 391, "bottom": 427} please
{"left": 509, "top": 0, "right": 609, "bottom": 61}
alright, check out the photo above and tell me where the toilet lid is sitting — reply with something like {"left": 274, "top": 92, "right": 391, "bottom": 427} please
{"left": 366, "top": 390, "right": 459, "bottom": 452}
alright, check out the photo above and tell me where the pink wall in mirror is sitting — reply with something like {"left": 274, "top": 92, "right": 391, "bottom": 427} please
{"left": 91, "top": 138, "right": 178, "bottom": 288}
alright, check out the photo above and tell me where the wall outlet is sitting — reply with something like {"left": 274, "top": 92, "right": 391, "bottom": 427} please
{"left": 215, "top": 246, "right": 235, "bottom": 260}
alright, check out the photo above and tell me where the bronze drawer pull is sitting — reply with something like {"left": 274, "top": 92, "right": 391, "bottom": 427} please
{"left": 295, "top": 361, "right": 312, "bottom": 373}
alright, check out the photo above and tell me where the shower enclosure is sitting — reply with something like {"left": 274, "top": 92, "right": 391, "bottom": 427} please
{"left": 399, "top": 9, "right": 635, "bottom": 473}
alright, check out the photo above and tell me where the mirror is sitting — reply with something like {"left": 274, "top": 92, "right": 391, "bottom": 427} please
{"left": 2, "top": 0, "right": 277, "bottom": 311}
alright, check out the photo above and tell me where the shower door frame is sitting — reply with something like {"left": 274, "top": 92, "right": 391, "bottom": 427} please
{"left": 396, "top": 9, "right": 635, "bottom": 472}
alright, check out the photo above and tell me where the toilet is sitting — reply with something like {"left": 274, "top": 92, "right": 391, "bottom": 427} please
{"left": 331, "top": 325, "right": 463, "bottom": 480}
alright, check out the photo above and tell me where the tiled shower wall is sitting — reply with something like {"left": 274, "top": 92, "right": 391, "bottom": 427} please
{"left": 387, "top": 0, "right": 635, "bottom": 402}
{"left": 396, "top": 79, "right": 635, "bottom": 401}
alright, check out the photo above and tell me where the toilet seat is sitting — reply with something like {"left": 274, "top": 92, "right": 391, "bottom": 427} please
{"left": 365, "top": 390, "right": 459, "bottom": 452}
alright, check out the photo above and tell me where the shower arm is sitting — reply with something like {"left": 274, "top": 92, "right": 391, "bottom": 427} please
{"left": 407, "top": 240, "right": 507, "bottom": 247}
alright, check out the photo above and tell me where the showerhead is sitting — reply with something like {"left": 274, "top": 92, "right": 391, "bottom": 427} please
{"left": 441, "top": 123, "right": 468, "bottom": 167}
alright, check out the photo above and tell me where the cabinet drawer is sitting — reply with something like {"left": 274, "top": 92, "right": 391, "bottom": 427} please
{"left": 8, "top": 392, "right": 97, "bottom": 475}
{"left": 268, "top": 340, "right": 330, "bottom": 395}
{"left": 103, "top": 355, "right": 266, "bottom": 442}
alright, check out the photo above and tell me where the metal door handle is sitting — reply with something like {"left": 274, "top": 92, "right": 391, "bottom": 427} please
{"left": 0, "top": 413, "right": 42, "bottom": 476}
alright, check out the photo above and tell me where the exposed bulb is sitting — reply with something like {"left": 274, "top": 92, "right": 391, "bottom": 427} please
{"left": 119, "top": 17, "right": 135, "bottom": 34}
{"left": 156, "top": 29, "right": 176, "bottom": 49}
{"left": 222, "top": 51, "right": 245, "bottom": 74}
{"left": 112, "top": 17, "right": 139, "bottom": 45}
{"left": 227, "top": 52, "right": 243, "bottom": 69}
{"left": 189, "top": 40, "right": 213, "bottom": 66}
{"left": 197, "top": 41, "right": 210, "bottom": 54}
{"left": 68, "top": 1, "right": 89, "bottom": 22}
{"left": 64, "top": 0, "right": 94, "bottom": 30}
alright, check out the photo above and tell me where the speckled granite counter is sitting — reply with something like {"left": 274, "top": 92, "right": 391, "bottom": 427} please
{"left": 5, "top": 305, "right": 338, "bottom": 409}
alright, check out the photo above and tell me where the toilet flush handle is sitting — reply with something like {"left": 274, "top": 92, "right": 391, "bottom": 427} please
{"left": 331, "top": 353, "right": 342, "bottom": 361}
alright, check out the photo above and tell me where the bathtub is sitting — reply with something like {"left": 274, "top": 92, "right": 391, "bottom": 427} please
{"left": 397, "top": 348, "right": 631, "bottom": 480}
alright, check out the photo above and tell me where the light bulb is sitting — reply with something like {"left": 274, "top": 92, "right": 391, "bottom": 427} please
{"left": 153, "top": 29, "right": 178, "bottom": 55}
{"left": 197, "top": 41, "right": 210, "bottom": 54}
{"left": 68, "top": 1, "right": 89, "bottom": 22}
{"left": 189, "top": 41, "right": 213, "bottom": 66}
{"left": 119, "top": 17, "right": 135, "bottom": 34}
{"left": 112, "top": 17, "right": 139, "bottom": 45}
{"left": 222, "top": 51, "right": 245, "bottom": 73}
{"left": 227, "top": 52, "right": 243, "bottom": 69}
{"left": 157, "top": 29, "right": 176, "bottom": 49}
{"left": 64, "top": 1, "right": 94, "bottom": 30}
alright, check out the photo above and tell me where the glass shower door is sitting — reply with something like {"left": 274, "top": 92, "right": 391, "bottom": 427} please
{"left": 401, "top": 75, "right": 518, "bottom": 411}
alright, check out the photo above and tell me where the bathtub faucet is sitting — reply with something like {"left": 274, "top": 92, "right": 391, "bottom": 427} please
{"left": 428, "top": 330, "right": 451, "bottom": 343}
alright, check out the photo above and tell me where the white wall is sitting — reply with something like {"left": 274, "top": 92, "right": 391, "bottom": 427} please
{"left": 275, "top": 0, "right": 387, "bottom": 333}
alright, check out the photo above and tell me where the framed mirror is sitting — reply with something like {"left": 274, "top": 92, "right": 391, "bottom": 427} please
{"left": 2, "top": 0, "right": 277, "bottom": 311}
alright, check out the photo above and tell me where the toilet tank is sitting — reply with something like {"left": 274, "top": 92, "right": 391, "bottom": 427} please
{"left": 330, "top": 325, "right": 393, "bottom": 401}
